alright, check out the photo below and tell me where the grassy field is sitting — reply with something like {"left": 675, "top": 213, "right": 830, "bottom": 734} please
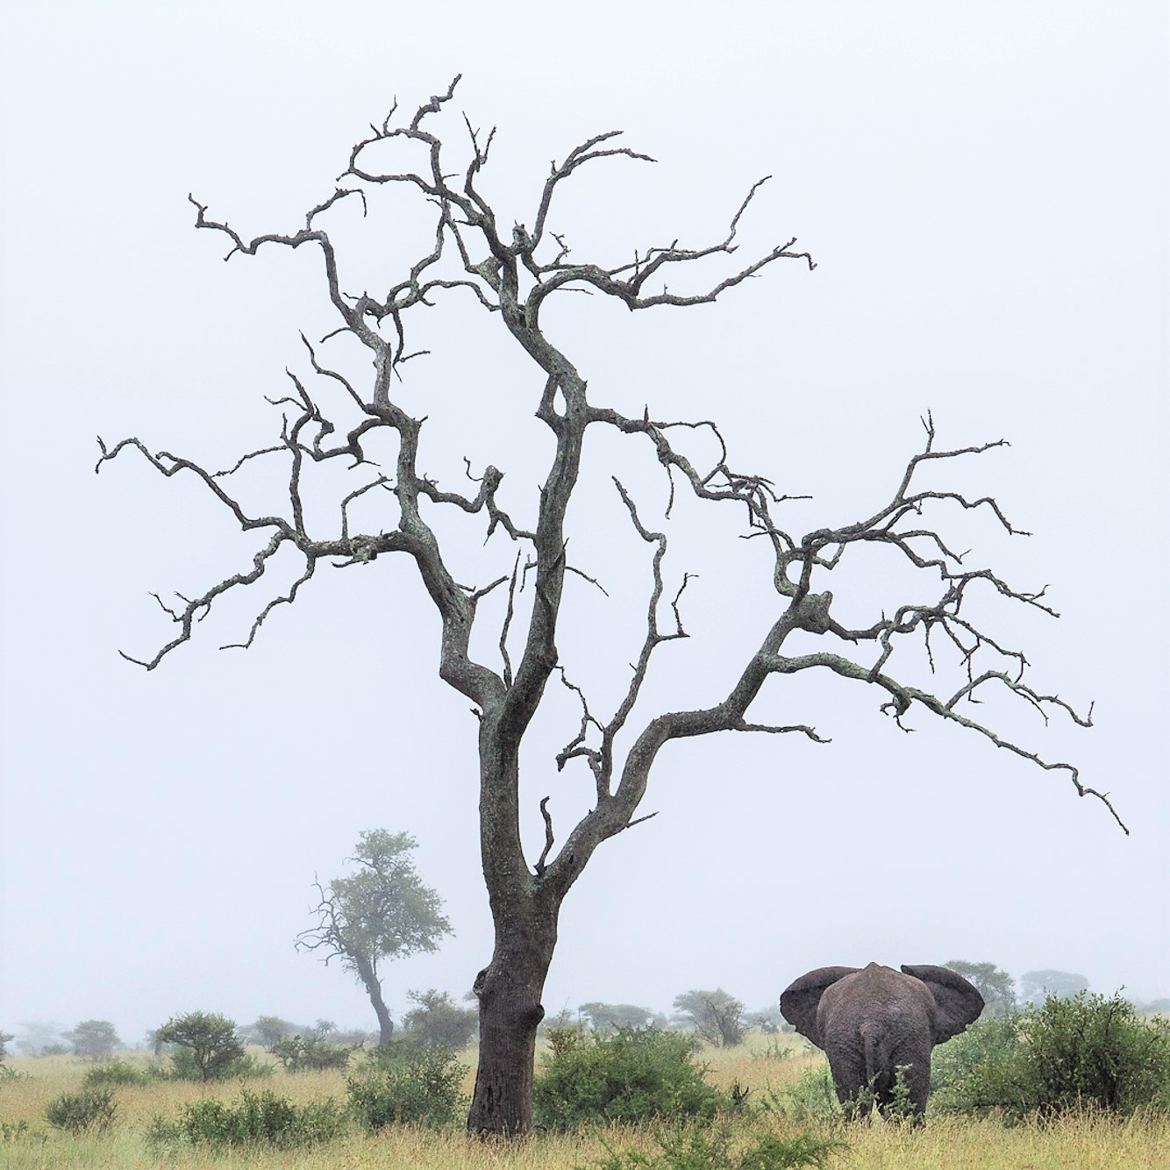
{"left": 2, "top": 1036, "right": 1169, "bottom": 1169}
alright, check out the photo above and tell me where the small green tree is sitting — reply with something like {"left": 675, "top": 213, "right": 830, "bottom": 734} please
{"left": 63, "top": 1020, "right": 120, "bottom": 1059}
{"left": 297, "top": 830, "right": 452, "bottom": 1046}
{"left": 401, "top": 990, "right": 478, "bottom": 1050}
{"left": 945, "top": 960, "right": 1017, "bottom": 1017}
{"left": 157, "top": 1012, "right": 245, "bottom": 1082}
{"left": 1021, "top": 969, "right": 1090, "bottom": 1006}
{"left": 0, "top": 1031, "right": 12, "bottom": 1062}
{"left": 673, "top": 989, "right": 746, "bottom": 1047}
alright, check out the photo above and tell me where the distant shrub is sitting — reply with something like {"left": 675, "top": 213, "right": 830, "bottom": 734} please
{"left": 672, "top": 990, "right": 746, "bottom": 1048}
{"left": 45, "top": 1086, "right": 117, "bottom": 1133}
{"left": 401, "top": 989, "right": 477, "bottom": 1050}
{"left": 146, "top": 1088, "right": 347, "bottom": 1150}
{"left": 346, "top": 1041, "right": 467, "bottom": 1130}
{"left": 933, "top": 993, "right": 1170, "bottom": 1119}
{"left": 534, "top": 1026, "right": 723, "bottom": 1130}
{"left": 244, "top": 1015, "right": 299, "bottom": 1047}
{"left": 578, "top": 1002, "right": 659, "bottom": 1034}
{"left": 63, "top": 1019, "right": 120, "bottom": 1060}
{"left": 588, "top": 1123, "right": 844, "bottom": 1170}
{"left": 269, "top": 1033, "right": 352, "bottom": 1073}
{"left": 0, "top": 1031, "right": 16, "bottom": 1082}
{"left": 84, "top": 1058, "right": 160, "bottom": 1087}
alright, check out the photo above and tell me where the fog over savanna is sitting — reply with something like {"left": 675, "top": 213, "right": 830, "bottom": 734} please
{"left": 0, "top": 0, "right": 1166, "bottom": 1050}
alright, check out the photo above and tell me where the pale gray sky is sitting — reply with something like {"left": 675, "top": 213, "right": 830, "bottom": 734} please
{"left": 1, "top": 1, "right": 1167, "bottom": 1048}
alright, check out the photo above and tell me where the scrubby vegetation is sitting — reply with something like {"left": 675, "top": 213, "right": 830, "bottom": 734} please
{"left": 146, "top": 1087, "right": 348, "bottom": 1150}
{"left": 534, "top": 1026, "right": 724, "bottom": 1129}
{"left": 2, "top": 1009, "right": 1170, "bottom": 1168}
{"left": 44, "top": 1086, "right": 117, "bottom": 1133}
{"left": 346, "top": 1039, "right": 468, "bottom": 1129}
{"left": 933, "top": 991, "right": 1170, "bottom": 1119}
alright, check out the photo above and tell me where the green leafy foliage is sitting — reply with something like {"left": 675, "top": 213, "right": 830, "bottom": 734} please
{"left": 535, "top": 1027, "right": 723, "bottom": 1130}
{"left": 932, "top": 992, "right": 1170, "bottom": 1118}
{"left": 761, "top": 1066, "right": 842, "bottom": 1122}
{"left": 346, "top": 1041, "right": 468, "bottom": 1129}
{"left": 401, "top": 989, "right": 477, "bottom": 1050}
{"left": 45, "top": 1086, "right": 117, "bottom": 1133}
{"left": 157, "top": 1011, "right": 248, "bottom": 1081}
{"left": 146, "top": 1088, "right": 347, "bottom": 1150}
{"left": 299, "top": 831, "right": 452, "bottom": 976}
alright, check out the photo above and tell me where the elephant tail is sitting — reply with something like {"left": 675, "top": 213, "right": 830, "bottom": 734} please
{"left": 861, "top": 1025, "right": 894, "bottom": 1101}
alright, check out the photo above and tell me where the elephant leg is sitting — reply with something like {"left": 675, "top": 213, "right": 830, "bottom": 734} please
{"left": 826, "top": 1046, "right": 872, "bottom": 1119}
{"left": 880, "top": 1051, "right": 930, "bottom": 1120}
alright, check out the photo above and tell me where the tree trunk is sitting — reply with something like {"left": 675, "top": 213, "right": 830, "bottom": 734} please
{"left": 467, "top": 908, "right": 558, "bottom": 1135}
{"left": 354, "top": 953, "right": 394, "bottom": 1046}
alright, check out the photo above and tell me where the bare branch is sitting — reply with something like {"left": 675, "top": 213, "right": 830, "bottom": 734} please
{"left": 534, "top": 796, "right": 555, "bottom": 875}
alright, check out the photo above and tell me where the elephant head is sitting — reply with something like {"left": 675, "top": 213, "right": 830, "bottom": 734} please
{"left": 780, "top": 962, "right": 984, "bottom": 1118}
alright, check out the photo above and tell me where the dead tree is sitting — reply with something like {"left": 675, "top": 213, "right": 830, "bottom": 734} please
{"left": 97, "top": 78, "right": 1124, "bottom": 1136}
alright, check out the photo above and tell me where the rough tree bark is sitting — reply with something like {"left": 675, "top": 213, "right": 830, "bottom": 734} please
{"left": 98, "top": 78, "right": 1126, "bottom": 1135}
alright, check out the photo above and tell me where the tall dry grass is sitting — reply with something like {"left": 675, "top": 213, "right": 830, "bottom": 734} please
{"left": 2, "top": 1036, "right": 1169, "bottom": 1169}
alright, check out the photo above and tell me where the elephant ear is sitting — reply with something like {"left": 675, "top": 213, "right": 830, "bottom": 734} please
{"left": 780, "top": 967, "right": 859, "bottom": 1046}
{"left": 901, "top": 964, "right": 985, "bottom": 1042}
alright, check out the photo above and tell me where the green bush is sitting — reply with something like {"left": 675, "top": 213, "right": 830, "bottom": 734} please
{"left": 169, "top": 1046, "right": 272, "bottom": 1082}
{"left": 84, "top": 1058, "right": 161, "bottom": 1087}
{"left": 45, "top": 1086, "right": 117, "bottom": 1133}
{"left": 932, "top": 993, "right": 1170, "bottom": 1119}
{"left": 534, "top": 1026, "right": 723, "bottom": 1130}
{"left": 146, "top": 1088, "right": 347, "bottom": 1150}
{"left": 587, "top": 1123, "right": 844, "bottom": 1170}
{"left": 157, "top": 1011, "right": 247, "bottom": 1082}
{"left": 346, "top": 1041, "right": 467, "bottom": 1130}
{"left": 269, "top": 1033, "right": 352, "bottom": 1072}
{"left": 761, "top": 1065, "right": 842, "bottom": 1122}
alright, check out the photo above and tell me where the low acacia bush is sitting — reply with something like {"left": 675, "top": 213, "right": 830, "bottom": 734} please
{"left": 932, "top": 992, "right": 1170, "bottom": 1119}
{"left": 45, "top": 1086, "right": 117, "bottom": 1133}
{"left": 83, "top": 1058, "right": 162, "bottom": 1087}
{"left": 346, "top": 1041, "right": 467, "bottom": 1130}
{"left": 146, "top": 1087, "right": 347, "bottom": 1150}
{"left": 269, "top": 1033, "right": 352, "bottom": 1072}
{"left": 533, "top": 1026, "right": 723, "bottom": 1130}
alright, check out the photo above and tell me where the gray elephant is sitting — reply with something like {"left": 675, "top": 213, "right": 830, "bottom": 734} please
{"left": 780, "top": 962, "right": 984, "bottom": 1118}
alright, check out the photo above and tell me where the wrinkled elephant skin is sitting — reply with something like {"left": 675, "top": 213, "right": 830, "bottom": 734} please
{"left": 780, "top": 962, "right": 984, "bottom": 1118}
